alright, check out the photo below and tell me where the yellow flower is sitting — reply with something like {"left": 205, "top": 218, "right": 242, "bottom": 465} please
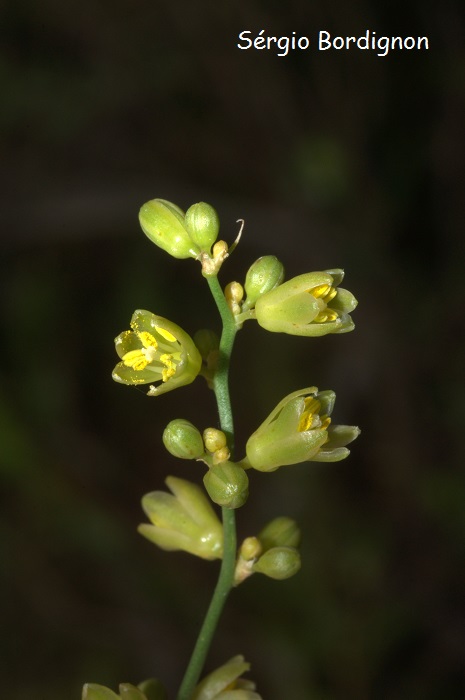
{"left": 112, "top": 310, "right": 201, "bottom": 396}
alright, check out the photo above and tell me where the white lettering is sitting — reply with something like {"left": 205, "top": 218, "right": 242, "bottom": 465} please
{"left": 254, "top": 30, "right": 266, "bottom": 49}
{"left": 319, "top": 31, "right": 331, "bottom": 50}
{"left": 237, "top": 31, "right": 252, "bottom": 50}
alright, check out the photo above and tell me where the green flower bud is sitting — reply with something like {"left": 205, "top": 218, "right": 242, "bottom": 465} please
{"left": 119, "top": 686, "right": 149, "bottom": 700}
{"left": 112, "top": 310, "right": 202, "bottom": 397}
{"left": 138, "top": 476, "right": 223, "bottom": 560}
{"left": 185, "top": 202, "right": 220, "bottom": 252}
{"left": 253, "top": 546, "right": 301, "bottom": 580}
{"left": 82, "top": 686, "right": 120, "bottom": 700}
{"left": 139, "top": 199, "right": 200, "bottom": 259}
{"left": 193, "top": 655, "right": 261, "bottom": 700}
{"left": 203, "top": 462, "right": 249, "bottom": 509}
{"left": 245, "top": 387, "right": 360, "bottom": 472}
{"left": 258, "top": 517, "right": 301, "bottom": 551}
{"left": 137, "top": 680, "right": 168, "bottom": 700}
{"left": 243, "top": 256, "right": 285, "bottom": 311}
{"left": 194, "top": 328, "right": 220, "bottom": 360}
{"left": 163, "top": 419, "right": 204, "bottom": 460}
{"left": 255, "top": 268, "right": 357, "bottom": 336}
{"left": 82, "top": 682, "right": 167, "bottom": 700}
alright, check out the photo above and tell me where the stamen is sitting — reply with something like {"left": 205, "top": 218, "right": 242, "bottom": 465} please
{"left": 314, "top": 309, "right": 338, "bottom": 323}
{"left": 122, "top": 349, "right": 149, "bottom": 371}
{"left": 138, "top": 331, "right": 158, "bottom": 349}
{"left": 155, "top": 327, "right": 177, "bottom": 342}
{"left": 310, "top": 284, "right": 330, "bottom": 299}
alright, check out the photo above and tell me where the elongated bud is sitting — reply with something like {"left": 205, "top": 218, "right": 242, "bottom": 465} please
{"left": 203, "top": 462, "right": 249, "bottom": 509}
{"left": 163, "top": 419, "right": 204, "bottom": 460}
{"left": 139, "top": 199, "right": 200, "bottom": 259}
{"left": 243, "top": 256, "right": 285, "bottom": 311}
{"left": 253, "top": 546, "right": 301, "bottom": 580}
{"left": 258, "top": 517, "right": 301, "bottom": 550}
{"left": 185, "top": 202, "right": 220, "bottom": 252}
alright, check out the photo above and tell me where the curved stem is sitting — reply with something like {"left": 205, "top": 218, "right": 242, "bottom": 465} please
{"left": 176, "top": 275, "right": 237, "bottom": 700}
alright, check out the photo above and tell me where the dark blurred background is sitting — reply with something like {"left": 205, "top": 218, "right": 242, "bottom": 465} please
{"left": 1, "top": 1, "right": 464, "bottom": 698}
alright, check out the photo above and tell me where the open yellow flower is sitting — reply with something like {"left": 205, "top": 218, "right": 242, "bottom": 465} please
{"left": 112, "top": 310, "right": 201, "bottom": 396}
{"left": 255, "top": 269, "right": 357, "bottom": 336}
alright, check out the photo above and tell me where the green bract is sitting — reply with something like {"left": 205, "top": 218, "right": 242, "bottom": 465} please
{"left": 112, "top": 310, "right": 202, "bottom": 397}
{"left": 139, "top": 199, "right": 200, "bottom": 259}
{"left": 244, "top": 387, "right": 360, "bottom": 472}
{"left": 138, "top": 476, "right": 224, "bottom": 560}
{"left": 192, "top": 655, "right": 262, "bottom": 700}
{"left": 254, "top": 268, "right": 357, "bottom": 336}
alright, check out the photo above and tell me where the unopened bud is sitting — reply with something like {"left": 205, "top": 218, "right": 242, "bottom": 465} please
{"left": 243, "top": 255, "right": 285, "bottom": 310}
{"left": 203, "top": 427, "right": 227, "bottom": 453}
{"left": 258, "top": 517, "right": 301, "bottom": 551}
{"left": 185, "top": 202, "right": 220, "bottom": 253}
{"left": 253, "top": 546, "right": 301, "bottom": 580}
{"left": 163, "top": 419, "right": 204, "bottom": 460}
{"left": 203, "top": 462, "right": 249, "bottom": 509}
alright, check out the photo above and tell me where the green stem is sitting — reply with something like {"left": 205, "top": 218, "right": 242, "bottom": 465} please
{"left": 176, "top": 275, "right": 237, "bottom": 700}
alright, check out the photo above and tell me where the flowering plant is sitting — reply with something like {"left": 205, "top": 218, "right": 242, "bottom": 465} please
{"left": 83, "top": 199, "right": 360, "bottom": 699}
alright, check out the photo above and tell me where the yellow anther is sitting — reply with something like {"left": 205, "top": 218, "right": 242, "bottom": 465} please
{"left": 155, "top": 326, "right": 177, "bottom": 342}
{"left": 321, "top": 415, "right": 331, "bottom": 430}
{"left": 314, "top": 309, "right": 338, "bottom": 323}
{"left": 122, "top": 349, "right": 149, "bottom": 371}
{"left": 298, "top": 397, "right": 321, "bottom": 432}
{"left": 310, "top": 284, "right": 330, "bottom": 299}
{"left": 323, "top": 287, "right": 337, "bottom": 303}
{"left": 162, "top": 366, "right": 176, "bottom": 382}
{"left": 138, "top": 331, "right": 158, "bottom": 348}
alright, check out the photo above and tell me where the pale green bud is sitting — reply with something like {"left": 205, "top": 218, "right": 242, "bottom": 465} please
{"left": 185, "top": 202, "right": 220, "bottom": 252}
{"left": 82, "top": 681, "right": 167, "bottom": 700}
{"left": 239, "top": 536, "right": 262, "bottom": 561}
{"left": 139, "top": 199, "right": 200, "bottom": 259}
{"left": 193, "top": 655, "right": 262, "bottom": 700}
{"left": 82, "top": 686, "right": 119, "bottom": 700}
{"left": 138, "top": 476, "right": 223, "bottom": 560}
{"left": 137, "top": 679, "right": 168, "bottom": 700}
{"left": 253, "top": 546, "right": 301, "bottom": 580}
{"left": 243, "top": 256, "right": 285, "bottom": 311}
{"left": 203, "top": 462, "right": 249, "bottom": 509}
{"left": 258, "top": 517, "right": 301, "bottom": 551}
{"left": 255, "top": 269, "right": 357, "bottom": 336}
{"left": 163, "top": 419, "right": 204, "bottom": 460}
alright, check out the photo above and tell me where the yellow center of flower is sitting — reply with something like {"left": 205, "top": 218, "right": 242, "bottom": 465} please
{"left": 309, "top": 284, "right": 339, "bottom": 323}
{"left": 298, "top": 397, "right": 331, "bottom": 432}
{"left": 121, "top": 329, "right": 178, "bottom": 381}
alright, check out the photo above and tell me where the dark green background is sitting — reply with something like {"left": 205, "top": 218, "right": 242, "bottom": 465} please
{"left": 1, "top": 1, "right": 464, "bottom": 698}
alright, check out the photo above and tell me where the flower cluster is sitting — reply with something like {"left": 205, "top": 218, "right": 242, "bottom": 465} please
{"left": 105, "top": 196, "right": 361, "bottom": 700}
